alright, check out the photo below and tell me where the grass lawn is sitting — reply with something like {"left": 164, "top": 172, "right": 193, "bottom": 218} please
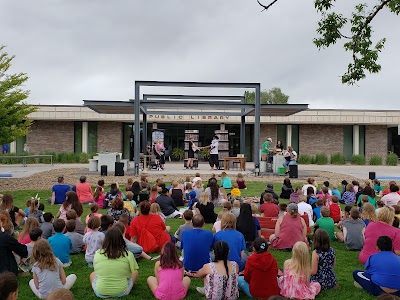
{"left": 5, "top": 181, "right": 375, "bottom": 300}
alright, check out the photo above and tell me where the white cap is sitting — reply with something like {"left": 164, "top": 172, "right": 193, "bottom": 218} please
{"left": 267, "top": 138, "right": 272, "bottom": 142}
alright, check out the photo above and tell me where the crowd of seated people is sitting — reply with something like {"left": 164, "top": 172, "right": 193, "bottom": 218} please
{"left": 2, "top": 173, "right": 400, "bottom": 300}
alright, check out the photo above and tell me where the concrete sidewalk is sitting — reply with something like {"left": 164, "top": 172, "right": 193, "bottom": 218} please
{"left": 0, "top": 162, "right": 399, "bottom": 180}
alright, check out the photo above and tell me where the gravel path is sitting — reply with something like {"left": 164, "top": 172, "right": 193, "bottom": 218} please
{"left": 0, "top": 167, "right": 368, "bottom": 191}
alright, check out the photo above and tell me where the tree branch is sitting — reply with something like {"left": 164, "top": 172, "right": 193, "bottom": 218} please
{"left": 257, "top": 0, "right": 280, "bottom": 12}
{"left": 365, "top": 0, "right": 392, "bottom": 25}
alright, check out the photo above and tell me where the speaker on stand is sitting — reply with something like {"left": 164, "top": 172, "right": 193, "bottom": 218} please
{"left": 369, "top": 172, "right": 376, "bottom": 180}
{"left": 115, "top": 162, "right": 124, "bottom": 176}
{"left": 289, "top": 164, "right": 298, "bottom": 178}
{"left": 100, "top": 165, "right": 107, "bottom": 176}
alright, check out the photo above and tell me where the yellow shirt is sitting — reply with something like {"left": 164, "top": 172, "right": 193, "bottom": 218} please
{"left": 231, "top": 188, "right": 241, "bottom": 197}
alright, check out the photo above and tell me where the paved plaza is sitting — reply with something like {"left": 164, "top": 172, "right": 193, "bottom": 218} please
{"left": 1, "top": 162, "right": 400, "bottom": 180}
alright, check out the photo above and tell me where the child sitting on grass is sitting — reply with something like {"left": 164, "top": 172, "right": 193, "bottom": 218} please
{"left": 83, "top": 216, "right": 105, "bottom": 268}
{"left": 0, "top": 272, "right": 18, "bottom": 300}
{"left": 24, "top": 199, "right": 31, "bottom": 215}
{"left": 236, "top": 173, "right": 247, "bottom": 189}
{"left": 230, "top": 183, "right": 241, "bottom": 198}
{"left": 331, "top": 185, "right": 341, "bottom": 201}
{"left": 93, "top": 186, "right": 105, "bottom": 210}
{"left": 66, "top": 210, "right": 84, "bottom": 235}
{"left": 278, "top": 203, "right": 287, "bottom": 218}
{"left": 119, "top": 214, "right": 131, "bottom": 240}
{"left": 329, "top": 195, "right": 341, "bottom": 223}
{"left": 29, "top": 239, "right": 77, "bottom": 299}
{"left": 310, "top": 229, "right": 337, "bottom": 290}
{"left": 123, "top": 191, "right": 137, "bottom": 217}
{"left": 313, "top": 199, "right": 324, "bottom": 222}
{"left": 238, "top": 237, "right": 280, "bottom": 299}
{"left": 27, "top": 199, "right": 43, "bottom": 223}
{"left": 315, "top": 207, "right": 343, "bottom": 241}
{"left": 220, "top": 172, "right": 232, "bottom": 189}
{"left": 339, "top": 207, "right": 365, "bottom": 250}
{"left": 64, "top": 220, "right": 84, "bottom": 254}
{"left": 175, "top": 210, "right": 193, "bottom": 247}
{"left": 318, "top": 186, "right": 332, "bottom": 207}
{"left": 18, "top": 217, "right": 40, "bottom": 244}
{"left": 46, "top": 288, "right": 74, "bottom": 300}
{"left": 231, "top": 200, "right": 241, "bottom": 218}
{"left": 251, "top": 203, "right": 260, "bottom": 217}
{"left": 279, "top": 241, "right": 321, "bottom": 299}
{"left": 289, "top": 186, "right": 302, "bottom": 203}
{"left": 85, "top": 203, "right": 102, "bottom": 233}
{"left": 376, "top": 200, "right": 385, "bottom": 214}
{"left": 48, "top": 219, "right": 72, "bottom": 267}
{"left": 40, "top": 212, "right": 54, "bottom": 239}
{"left": 100, "top": 215, "right": 114, "bottom": 234}
{"left": 361, "top": 203, "right": 377, "bottom": 226}
{"left": 147, "top": 241, "right": 191, "bottom": 300}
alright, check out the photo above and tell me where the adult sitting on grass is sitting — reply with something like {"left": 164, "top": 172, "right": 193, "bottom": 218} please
{"left": 155, "top": 188, "right": 181, "bottom": 219}
{"left": 359, "top": 207, "right": 400, "bottom": 264}
{"left": 354, "top": 236, "right": 400, "bottom": 297}
{"left": 270, "top": 203, "right": 308, "bottom": 251}
{"left": 130, "top": 201, "right": 171, "bottom": 253}
{"left": 90, "top": 227, "right": 139, "bottom": 298}
{"left": 181, "top": 214, "right": 213, "bottom": 273}
{"left": 51, "top": 176, "right": 70, "bottom": 205}
{"left": 75, "top": 175, "right": 93, "bottom": 204}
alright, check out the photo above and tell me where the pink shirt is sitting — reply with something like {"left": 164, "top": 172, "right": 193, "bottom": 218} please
{"left": 381, "top": 193, "right": 400, "bottom": 207}
{"left": 359, "top": 221, "right": 400, "bottom": 264}
{"left": 18, "top": 234, "right": 31, "bottom": 245}
{"left": 271, "top": 214, "right": 305, "bottom": 249}
{"left": 76, "top": 182, "right": 93, "bottom": 203}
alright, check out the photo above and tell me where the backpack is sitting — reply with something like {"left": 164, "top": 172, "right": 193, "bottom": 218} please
{"left": 136, "top": 216, "right": 158, "bottom": 253}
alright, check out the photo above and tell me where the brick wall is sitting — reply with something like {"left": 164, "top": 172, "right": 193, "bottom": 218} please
{"left": 260, "top": 124, "right": 277, "bottom": 149}
{"left": 97, "top": 122, "right": 123, "bottom": 153}
{"left": 299, "top": 124, "right": 343, "bottom": 156}
{"left": 365, "top": 125, "right": 387, "bottom": 160}
{"left": 27, "top": 121, "right": 74, "bottom": 153}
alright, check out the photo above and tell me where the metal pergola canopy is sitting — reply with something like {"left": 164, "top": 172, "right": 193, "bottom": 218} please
{"left": 84, "top": 80, "right": 309, "bottom": 175}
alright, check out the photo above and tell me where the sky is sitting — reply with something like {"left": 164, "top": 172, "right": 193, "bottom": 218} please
{"left": 0, "top": 0, "right": 399, "bottom": 109}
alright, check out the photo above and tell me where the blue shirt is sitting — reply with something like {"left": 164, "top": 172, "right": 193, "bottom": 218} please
{"left": 332, "top": 189, "right": 341, "bottom": 200}
{"left": 48, "top": 232, "right": 72, "bottom": 264}
{"left": 52, "top": 184, "right": 71, "bottom": 204}
{"left": 213, "top": 229, "right": 246, "bottom": 270}
{"left": 365, "top": 251, "right": 400, "bottom": 290}
{"left": 313, "top": 206, "right": 322, "bottom": 221}
{"left": 220, "top": 177, "right": 232, "bottom": 189}
{"left": 181, "top": 229, "right": 213, "bottom": 272}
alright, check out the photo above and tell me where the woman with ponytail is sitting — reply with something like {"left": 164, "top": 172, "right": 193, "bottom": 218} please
{"left": 196, "top": 241, "right": 239, "bottom": 300}
{"left": 238, "top": 237, "right": 280, "bottom": 298}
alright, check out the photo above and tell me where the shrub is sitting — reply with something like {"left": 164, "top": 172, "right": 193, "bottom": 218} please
{"left": 200, "top": 148, "right": 210, "bottom": 160}
{"left": 351, "top": 154, "right": 365, "bottom": 165}
{"left": 297, "top": 154, "right": 312, "bottom": 164}
{"left": 171, "top": 148, "right": 184, "bottom": 161}
{"left": 386, "top": 153, "right": 398, "bottom": 166}
{"left": 315, "top": 153, "right": 328, "bottom": 165}
{"left": 369, "top": 155, "right": 383, "bottom": 165}
{"left": 330, "top": 153, "right": 346, "bottom": 165}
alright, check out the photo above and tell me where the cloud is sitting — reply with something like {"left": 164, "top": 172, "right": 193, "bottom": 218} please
{"left": 0, "top": 0, "right": 399, "bottom": 109}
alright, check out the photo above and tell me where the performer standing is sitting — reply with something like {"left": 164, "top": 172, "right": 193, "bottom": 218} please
{"left": 187, "top": 139, "right": 200, "bottom": 170}
{"left": 154, "top": 140, "right": 166, "bottom": 170}
{"left": 205, "top": 135, "right": 219, "bottom": 170}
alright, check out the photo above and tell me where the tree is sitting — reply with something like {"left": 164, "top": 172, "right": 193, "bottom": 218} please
{"left": 257, "top": 0, "right": 400, "bottom": 85}
{"left": 245, "top": 87, "right": 289, "bottom": 104}
{"left": 0, "top": 46, "right": 36, "bottom": 145}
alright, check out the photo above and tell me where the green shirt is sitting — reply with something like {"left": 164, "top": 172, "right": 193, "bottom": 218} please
{"left": 261, "top": 141, "right": 270, "bottom": 154}
{"left": 357, "top": 195, "right": 376, "bottom": 208}
{"left": 93, "top": 250, "right": 139, "bottom": 296}
{"left": 316, "top": 217, "right": 336, "bottom": 240}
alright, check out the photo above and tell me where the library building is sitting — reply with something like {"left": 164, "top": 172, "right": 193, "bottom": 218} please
{"left": 6, "top": 105, "right": 400, "bottom": 164}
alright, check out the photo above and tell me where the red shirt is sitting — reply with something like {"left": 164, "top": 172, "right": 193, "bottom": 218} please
{"left": 329, "top": 203, "right": 341, "bottom": 223}
{"left": 382, "top": 188, "right": 400, "bottom": 196}
{"left": 130, "top": 214, "right": 170, "bottom": 252}
{"left": 124, "top": 225, "right": 131, "bottom": 240}
{"left": 244, "top": 251, "right": 280, "bottom": 298}
{"left": 260, "top": 202, "right": 279, "bottom": 217}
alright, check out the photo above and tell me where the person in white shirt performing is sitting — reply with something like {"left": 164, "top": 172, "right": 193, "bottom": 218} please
{"left": 204, "top": 135, "right": 220, "bottom": 170}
